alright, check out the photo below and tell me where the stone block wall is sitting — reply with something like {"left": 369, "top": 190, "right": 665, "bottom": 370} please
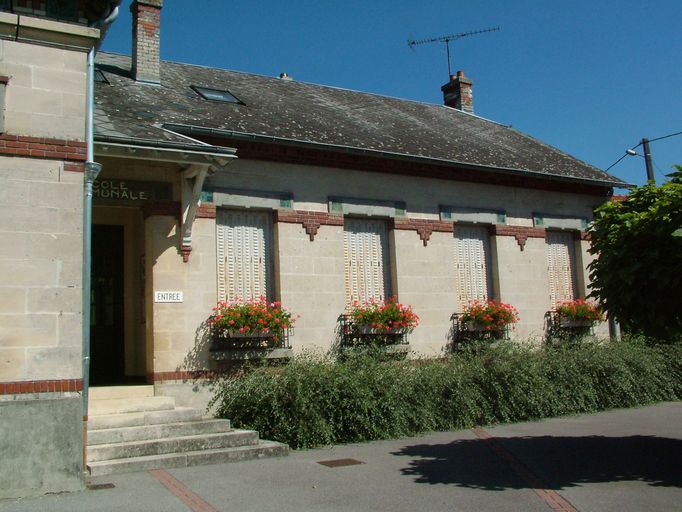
{"left": 0, "top": 155, "right": 84, "bottom": 381}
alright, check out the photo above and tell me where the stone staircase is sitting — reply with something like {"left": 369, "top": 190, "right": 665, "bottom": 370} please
{"left": 87, "top": 386, "right": 288, "bottom": 476}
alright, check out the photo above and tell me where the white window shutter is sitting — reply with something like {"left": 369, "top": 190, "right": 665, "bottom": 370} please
{"left": 546, "top": 231, "right": 577, "bottom": 309}
{"left": 344, "top": 218, "right": 391, "bottom": 306}
{"left": 454, "top": 225, "right": 492, "bottom": 311}
{"left": 216, "top": 209, "right": 273, "bottom": 302}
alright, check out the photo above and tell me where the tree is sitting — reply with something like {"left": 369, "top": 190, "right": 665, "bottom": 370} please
{"left": 588, "top": 166, "right": 682, "bottom": 339}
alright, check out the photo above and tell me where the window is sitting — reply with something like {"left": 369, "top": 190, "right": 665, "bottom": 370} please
{"left": 216, "top": 209, "right": 273, "bottom": 302}
{"left": 453, "top": 225, "right": 493, "bottom": 311}
{"left": 191, "top": 85, "right": 242, "bottom": 104}
{"left": 546, "top": 231, "right": 578, "bottom": 309}
{"left": 94, "top": 69, "right": 109, "bottom": 84}
{"left": 344, "top": 218, "right": 392, "bottom": 306}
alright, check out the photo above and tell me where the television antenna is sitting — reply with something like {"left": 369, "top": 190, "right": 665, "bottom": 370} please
{"left": 408, "top": 26, "right": 500, "bottom": 77}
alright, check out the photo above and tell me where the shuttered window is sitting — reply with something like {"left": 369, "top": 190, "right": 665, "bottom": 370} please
{"left": 216, "top": 209, "right": 273, "bottom": 302}
{"left": 344, "top": 218, "right": 391, "bottom": 306}
{"left": 454, "top": 225, "right": 493, "bottom": 311}
{"left": 546, "top": 231, "right": 578, "bottom": 309}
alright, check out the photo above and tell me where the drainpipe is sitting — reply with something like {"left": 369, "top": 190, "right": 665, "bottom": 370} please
{"left": 82, "top": 2, "right": 119, "bottom": 475}
{"left": 82, "top": 45, "right": 101, "bottom": 474}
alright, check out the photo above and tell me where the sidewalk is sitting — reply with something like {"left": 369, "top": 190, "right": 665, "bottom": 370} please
{"left": 2, "top": 402, "right": 681, "bottom": 512}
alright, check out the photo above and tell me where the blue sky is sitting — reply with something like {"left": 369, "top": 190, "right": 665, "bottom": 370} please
{"left": 101, "top": 0, "right": 681, "bottom": 190}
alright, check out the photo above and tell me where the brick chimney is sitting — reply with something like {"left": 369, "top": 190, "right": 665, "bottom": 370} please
{"left": 130, "top": 0, "right": 163, "bottom": 83}
{"left": 441, "top": 70, "right": 473, "bottom": 113}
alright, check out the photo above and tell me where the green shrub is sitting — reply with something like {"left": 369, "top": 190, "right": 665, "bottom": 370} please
{"left": 211, "top": 339, "right": 682, "bottom": 449}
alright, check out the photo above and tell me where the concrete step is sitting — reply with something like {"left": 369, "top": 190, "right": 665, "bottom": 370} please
{"left": 88, "top": 395, "right": 176, "bottom": 416}
{"left": 87, "top": 440, "right": 289, "bottom": 476}
{"left": 88, "top": 419, "right": 232, "bottom": 445}
{"left": 88, "top": 407, "right": 205, "bottom": 430}
{"left": 88, "top": 430, "right": 259, "bottom": 462}
{"left": 89, "top": 385, "right": 154, "bottom": 400}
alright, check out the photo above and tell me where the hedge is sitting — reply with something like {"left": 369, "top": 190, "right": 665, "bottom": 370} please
{"left": 211, "top": 339, "right": 682, "bottom": 449}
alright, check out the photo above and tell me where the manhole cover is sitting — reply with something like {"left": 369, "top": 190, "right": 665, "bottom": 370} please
{"left": 317, "top": 458, "right": 365, "bottom": 468}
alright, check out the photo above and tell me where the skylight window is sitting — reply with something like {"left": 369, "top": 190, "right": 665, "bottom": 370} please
{"left": 191, "top": 85, "right": 242, "bottom": 104}
{"left": 94, "top": 69, "right": 109, "bottom": 84}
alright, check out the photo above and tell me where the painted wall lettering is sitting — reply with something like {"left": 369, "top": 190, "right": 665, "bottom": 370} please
{"left": 93, "top": 179, "right": 172, "bottom": 204}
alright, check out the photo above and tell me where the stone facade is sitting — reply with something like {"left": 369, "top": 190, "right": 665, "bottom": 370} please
{"left": 89, "top": 155, "right": 609, "bottom": 400}
{"left": 0, "top": 12, "right": 99, "bottom": 499}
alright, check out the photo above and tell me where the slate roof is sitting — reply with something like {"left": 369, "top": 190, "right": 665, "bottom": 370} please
{"left": 94, "top": 52, "right": 623, "bottom": 187}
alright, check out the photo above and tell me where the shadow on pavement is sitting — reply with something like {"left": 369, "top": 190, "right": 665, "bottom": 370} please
{"left": 392, "top": 435, "right": 682, "bottom": 491}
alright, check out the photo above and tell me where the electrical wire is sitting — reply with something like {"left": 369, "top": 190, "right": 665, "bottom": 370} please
{"left": 648, "top": 130, "right": 682, "bottom": 144}
{"left": 604, "top": 153, "right": 628, "bottom": 172}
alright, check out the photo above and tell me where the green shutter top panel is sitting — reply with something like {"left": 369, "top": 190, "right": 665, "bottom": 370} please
{"left": 533, "top": 213, "right": 588, "bottom": 230}
{"left": 440, "top": 205, "right": 506, "bottom": 225}
{"left": 207, "top": 186, "right": 293, "bottom": 210}
{"left": 328, "top": 196, "right": 406, "bottom": 218}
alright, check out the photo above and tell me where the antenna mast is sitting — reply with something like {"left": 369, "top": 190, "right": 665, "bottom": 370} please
{"left": 408, "top": 26, "right": 500, "bottom": 76}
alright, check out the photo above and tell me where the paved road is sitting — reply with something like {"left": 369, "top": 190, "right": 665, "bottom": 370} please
{"left": 2, "top": 402, "right": 681, "bottom": 512}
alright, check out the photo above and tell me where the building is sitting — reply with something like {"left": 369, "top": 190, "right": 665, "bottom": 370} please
{"left": 0, "top": 0, "right": 120, "bottom": 498}
{"left": 0, "top": 0, "right": 623, "bottom": 498}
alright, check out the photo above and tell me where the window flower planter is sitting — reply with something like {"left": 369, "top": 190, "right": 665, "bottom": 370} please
{"left": 357, "top": 325, "right": 408, "bottom": 336}
{"left": 207, "top": 297, "right": 297, "bottom": 361}
{"left": 339, "top": 298, "right": 419, "bottom": 353}
{"left": 558, "top": 317, "right": 594, "bottom": 329}
{"left": 450, "top": 300, "right": 519, "bottom": 347}
{"left": 210, "top": 330, "right": 293, "bottom": 361}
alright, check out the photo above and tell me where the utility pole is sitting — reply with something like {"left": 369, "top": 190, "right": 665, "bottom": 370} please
{"left": 641, "top": 138, "right": 655, "bottom": 183}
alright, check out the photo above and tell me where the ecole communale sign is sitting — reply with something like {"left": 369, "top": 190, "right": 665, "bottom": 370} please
{"left": 93, "top": 178, "right": 172, "bottom": 204}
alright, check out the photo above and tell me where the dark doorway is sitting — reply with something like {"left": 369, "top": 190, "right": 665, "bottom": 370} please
{"left": 90, "top": 224, "right": 125, "bottom": 385}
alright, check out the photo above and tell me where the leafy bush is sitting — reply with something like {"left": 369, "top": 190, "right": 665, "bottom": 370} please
{"left": 211, "top": 339, "right": 682, "bottom": 449}
{"left": 588, "top": 167, "right": 682, "bottom": 338}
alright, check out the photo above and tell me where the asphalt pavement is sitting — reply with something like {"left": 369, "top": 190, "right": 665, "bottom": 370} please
{"left": 2, "top": 402, "right": 681, "bottom": 512}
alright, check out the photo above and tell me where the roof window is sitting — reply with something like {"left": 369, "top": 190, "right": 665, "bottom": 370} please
{"left": 94, "top": 69, "right": 109, "bottom": 84}
{"left": 191, "top": 85, "right": 242, "bottom": 104}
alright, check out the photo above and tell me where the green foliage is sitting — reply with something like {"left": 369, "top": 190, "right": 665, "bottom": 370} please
{"left": 588, "top": 167, "right": 682, "bottom": 338}
{"left": 211, "top": 339, "right": 682, "bottom": 449}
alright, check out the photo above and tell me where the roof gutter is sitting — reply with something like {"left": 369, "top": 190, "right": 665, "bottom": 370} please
{"left": 94, "top": 133, "right": 237, "bottom": 158}
{"left": 162, "top": 123, "right": 628, "bottom": 189}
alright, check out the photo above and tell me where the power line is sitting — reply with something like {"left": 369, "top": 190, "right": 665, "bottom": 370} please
{"left": 648, "top": 130, "right": 682, "bottom": 144}
{"left": 604, "top": 153, "right": 628, "bottom": 172}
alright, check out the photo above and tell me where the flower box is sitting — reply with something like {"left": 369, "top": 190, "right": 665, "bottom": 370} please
{"left": 458, "top": 300, "right": 519, "bottom": 332}
{"left": 207, "top": 298, "right": 297, "bottom": 361}
{"left": 217, "top": 329, "right": 275, "bottom": 339}
{"left": 554, "top": 299, "right": 603, "bottom": 325}
{"left": 558, "top": 317, "right": 594, "bottom": 328}
{"left": 464, "top": 322, "right": 504, "bottom": 332}
{"left": 357, "top": 325, "right": 408, "bottom": 335}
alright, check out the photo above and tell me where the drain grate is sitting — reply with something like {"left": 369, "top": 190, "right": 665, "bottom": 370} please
{"left": 87, "top": 483, "right": 116, "bottom": 491}
{"left": 317, "top": 458, "right": 365, "bottom": 468}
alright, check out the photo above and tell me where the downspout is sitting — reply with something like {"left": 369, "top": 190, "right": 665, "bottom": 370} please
{"left": 82, "top": 3, "right": 119, "bottom": 475}
{"left": 82, "top": 46, "right": 101, "bottom": 464}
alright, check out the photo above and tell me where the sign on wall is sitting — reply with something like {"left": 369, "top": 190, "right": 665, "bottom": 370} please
{"left": 154, "top": 291, "right": 184, "bottom": 303}
{"left": 93, "top": 179, "right": 172, "bottom": 204}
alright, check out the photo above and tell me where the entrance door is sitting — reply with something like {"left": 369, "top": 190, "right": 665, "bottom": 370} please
{"left": 90, "top": 224, "right": 125, "bottom": 385}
